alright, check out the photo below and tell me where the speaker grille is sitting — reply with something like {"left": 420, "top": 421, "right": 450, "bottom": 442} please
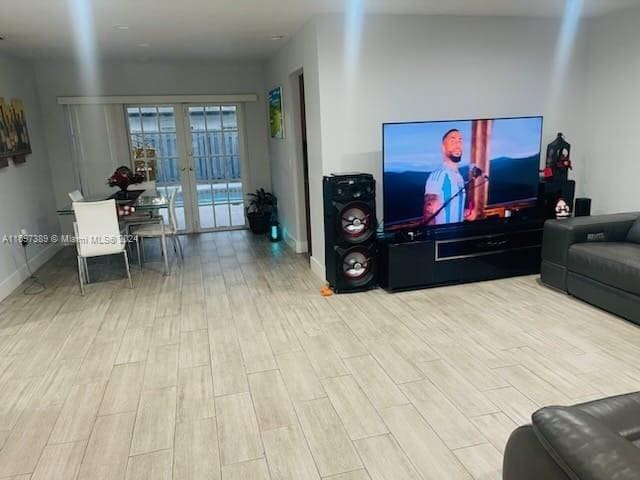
{"left": 339, "top": 202, "right": 374, "bottom": 243}
{"left": 340, "top": 246, "right": 375, "bottom": 287}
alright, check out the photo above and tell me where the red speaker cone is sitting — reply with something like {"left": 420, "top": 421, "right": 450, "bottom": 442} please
{"left": 341, "top": 247, "right": 373, "bottom": 286}
{"left": 339, "top": 203, "right": 374, "bottom": 243}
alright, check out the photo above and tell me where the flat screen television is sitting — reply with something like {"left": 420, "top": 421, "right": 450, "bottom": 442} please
{"left": 383, "top": 116, "right": 543, "bottom": 232}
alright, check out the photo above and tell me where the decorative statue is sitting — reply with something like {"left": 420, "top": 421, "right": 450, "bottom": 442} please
{"left": 545, "top": 133, "right": 572, "bottom": 181}
{"left": 555, "top": 198, "right": 571, "bottom": 219}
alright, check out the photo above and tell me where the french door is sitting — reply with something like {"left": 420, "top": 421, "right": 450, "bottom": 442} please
{"left": 125, "top": 104, "right": 247, "bottom": 232}
{"left": 181, "top": 105, "right": 246, "bottom": 231}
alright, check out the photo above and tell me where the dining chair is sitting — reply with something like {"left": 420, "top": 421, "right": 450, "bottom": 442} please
{"left": 131, "top": 187, "right": 183, "bottom": 271}
{"left": 72, "top": 199, "right": 133, "bottom": 295}
{"left": 68, "top": 190, "right": 84, "bottom": 202}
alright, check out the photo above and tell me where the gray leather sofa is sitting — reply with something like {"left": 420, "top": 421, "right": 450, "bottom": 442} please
{"left": 541, "top": 212, "right": 640, "bottom": 324}
{"left": 503, "top": 391, "right": 640, "bottom": 480}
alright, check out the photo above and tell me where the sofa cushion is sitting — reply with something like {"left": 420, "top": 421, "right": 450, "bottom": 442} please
{"left": 532, "top": 407, "right": 640, "bottom": 480}
{"left": 577, "top": 392, "right": 640, "bottom": 447}
{"left": 568, "top": 242, "right": 640, "bottom": 296}
{"left": 628, "top": 218, "right": 640, "bottom": 244}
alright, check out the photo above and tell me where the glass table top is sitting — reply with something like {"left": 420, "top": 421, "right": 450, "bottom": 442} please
{"left": 57, "top": 191, "right": 168, "bottom": 216}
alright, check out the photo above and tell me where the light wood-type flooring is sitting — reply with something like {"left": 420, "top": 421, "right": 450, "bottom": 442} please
{"left": 1, "top": 230, "right": 639, "bottom": 480}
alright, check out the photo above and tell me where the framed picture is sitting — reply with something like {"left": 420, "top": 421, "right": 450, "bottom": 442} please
{"left": 268, "top": 86, "right": 284, "bottom": 139}
{"left": 0, "top": 97, "right": 32, "bottom": 160}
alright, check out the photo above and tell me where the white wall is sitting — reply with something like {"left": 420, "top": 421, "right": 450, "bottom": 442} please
{"left": 584, "top": 5, "right": 640, "bottom": 214}
{"left": 33, "top": 60, "right": 271, "bottom": 233}
{"left": 265, "top": 19, "right": 325, "bottom": 273}
{"left": 268, "top": 14, "right": 590, "bottom": 278}
{"left": 0, "top": 54, "right": 60, "bottom": 301}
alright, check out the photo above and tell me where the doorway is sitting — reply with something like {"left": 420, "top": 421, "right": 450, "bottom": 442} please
{"left": 298, "top": 73, "right": 312, "bottom": 260}
{"left": 125, "top": 104, "right": 247, "bottom": 233}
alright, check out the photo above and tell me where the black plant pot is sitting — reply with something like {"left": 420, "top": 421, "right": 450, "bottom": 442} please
{"left": 247, "top": 212, "right": 271, "bottom": 234}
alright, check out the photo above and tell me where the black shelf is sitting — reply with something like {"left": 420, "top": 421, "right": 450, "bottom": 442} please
{"left": 378, "top": 219, "right": 545, "bottom": 292}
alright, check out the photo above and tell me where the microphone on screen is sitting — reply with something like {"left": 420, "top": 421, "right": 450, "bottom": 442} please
{"left": 471, "top": 166, "right": 490, "bottom": 180}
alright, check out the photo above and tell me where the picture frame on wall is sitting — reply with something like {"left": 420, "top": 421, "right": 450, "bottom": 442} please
{"left": 0, "top": 97, "right": 32, "bottom": 162}
{"left": 268, "top": 86, "right": 284, "bottom": 139}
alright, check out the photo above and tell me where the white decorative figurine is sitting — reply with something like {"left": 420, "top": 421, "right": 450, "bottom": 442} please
{"left": 555, "top": 198, "right": 571, "bottom": 219}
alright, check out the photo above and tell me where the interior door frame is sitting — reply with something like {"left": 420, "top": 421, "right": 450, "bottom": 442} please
{"left": 298, "top": 73, "right": 312, "bottom": 261}
{"left": 179, "top": 102, "right": 251, "bottom": 233}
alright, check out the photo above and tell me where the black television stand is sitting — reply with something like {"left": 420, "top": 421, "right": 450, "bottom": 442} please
{"left": 378, "top": 219, "right": 544, "bottom": 292}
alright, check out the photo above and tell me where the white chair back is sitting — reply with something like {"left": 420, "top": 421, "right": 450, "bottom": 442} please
{"left": 128, "top": 180, "right": 157, "bottom": 197}
{"left": 168, "top": 187, "right": 179, "bottom": 234}
{"left": 73, "top": 199, "right": 124, "bottom": 257}
{"left": 68, "top": 190, "right": 84, "bottom": 202}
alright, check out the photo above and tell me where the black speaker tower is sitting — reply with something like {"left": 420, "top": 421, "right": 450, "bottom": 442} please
{"left": 323, "top": 173, "right": 377, "bottom": 293}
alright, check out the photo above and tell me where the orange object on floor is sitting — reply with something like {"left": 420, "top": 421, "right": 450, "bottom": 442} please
{"left": 320, "top": 285, "right": 333, "bottom": 296}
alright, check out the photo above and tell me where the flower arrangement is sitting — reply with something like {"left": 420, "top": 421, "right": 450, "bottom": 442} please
{"left": 107, "top": 166, "right": 145, "bottom": 192}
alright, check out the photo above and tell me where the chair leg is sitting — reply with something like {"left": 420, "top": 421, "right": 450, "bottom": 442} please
{"left": 171, "top": 236, "right": 182, "bottom": 264}
{"left": 76, "top": 255, "right": 86, "bottom": 296}
{"left": 161, "top": 233, "right": 169, "bottom": 275}
{"left": 136, "top": 236, "right": 142, "bottom": 269}
{"left": 176, "top": 235, "right": 184, "bottom": 260}
{"left": 83, "top": 258, "right": 90, "bottom": 284}
{"left": 123, "top": 251, "right": 133, "bottom": 289}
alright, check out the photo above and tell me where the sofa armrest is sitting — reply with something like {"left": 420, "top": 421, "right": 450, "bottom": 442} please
{"left": 503, "top": 425, "right": 571, "bottom": 480}
{"left": 533, "top": 407, "right": 640, "bottom": 480}
{"left": 542, "top": 213, "right": 640, "bottom": 267}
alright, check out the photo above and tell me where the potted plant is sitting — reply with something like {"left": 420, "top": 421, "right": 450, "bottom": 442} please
{"left": 246, "top": 188, "right": 275, "bottom": 234}
{"left": 107, "top": 166, "right": 145, "bottom": 200}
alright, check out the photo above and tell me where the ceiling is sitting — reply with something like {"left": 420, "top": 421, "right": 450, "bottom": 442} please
{"left": 1, "top": 0, "right": 639, "bottom": 61}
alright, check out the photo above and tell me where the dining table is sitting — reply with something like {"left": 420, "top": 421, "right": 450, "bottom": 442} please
{"left": 57, "top": 190, "right": 170, "bottom": 274}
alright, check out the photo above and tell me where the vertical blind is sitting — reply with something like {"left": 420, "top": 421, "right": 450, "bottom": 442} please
{"left": 66, "top": 104, "right": 130, "bottom": 197}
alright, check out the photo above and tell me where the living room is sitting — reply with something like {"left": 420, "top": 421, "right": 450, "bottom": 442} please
{"left": 0, "top": 1, "right": 639, "bottom": 479}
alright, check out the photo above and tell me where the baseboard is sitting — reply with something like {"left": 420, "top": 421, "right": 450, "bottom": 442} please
{"left": 0, "top": 243, "right": 62, "bottom": 302}
{"left": 284, "top": 231, "right": 308, "bottom": 254}
{"left": 310, "top": 255, "right": 326, "bottom": 281}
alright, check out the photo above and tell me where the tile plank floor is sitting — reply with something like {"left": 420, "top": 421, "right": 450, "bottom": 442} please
{"left": 1, "top": 230, "right": 640, "bottom": 479}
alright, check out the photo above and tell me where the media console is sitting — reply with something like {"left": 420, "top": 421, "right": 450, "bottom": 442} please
{"left": 378, "top": 218, "right": 545, "bottom": 292}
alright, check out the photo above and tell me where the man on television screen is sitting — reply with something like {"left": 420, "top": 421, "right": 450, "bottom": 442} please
{"left": 423, "top": 128, "right": 471, "bottom": 225}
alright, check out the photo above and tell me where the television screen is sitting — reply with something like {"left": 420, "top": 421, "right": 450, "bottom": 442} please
{"left": 383, "top": 116, "right": 543, "bottom": 231}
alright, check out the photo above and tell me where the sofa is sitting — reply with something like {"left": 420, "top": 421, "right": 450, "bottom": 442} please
{"left": 503, "top": 391, "right": 640, "bottom": 480}
{"left": 541, "top": 212, "right": 640, "bottom": 324}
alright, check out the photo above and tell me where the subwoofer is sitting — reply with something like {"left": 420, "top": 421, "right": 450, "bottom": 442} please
{"left": 574, "top": 197, "right": 592, "bottom": 217}
{"left": 323, "top": 173, "right": 377, "bottom": 293}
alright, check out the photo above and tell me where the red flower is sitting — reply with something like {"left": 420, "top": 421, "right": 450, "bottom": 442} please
{"left": 108, "top": 166, "right": 144, "bottom": 190}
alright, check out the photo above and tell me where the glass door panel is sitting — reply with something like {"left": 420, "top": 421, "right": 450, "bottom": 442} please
{"left": 185, "top": 105, "right": 246, "bottom": 231}
{"left": 125, "top": 105, "right": 187, "bottom": 231}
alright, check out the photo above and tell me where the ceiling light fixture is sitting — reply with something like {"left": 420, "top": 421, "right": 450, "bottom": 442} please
{"left": 137, "top": 42, "right": 150, "bottom": 48}
{"left": 113, "top": 24, "right": 130, "bottom": 30}
{"left": 270, "top": 35, "right": 286, "bottom": 41}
